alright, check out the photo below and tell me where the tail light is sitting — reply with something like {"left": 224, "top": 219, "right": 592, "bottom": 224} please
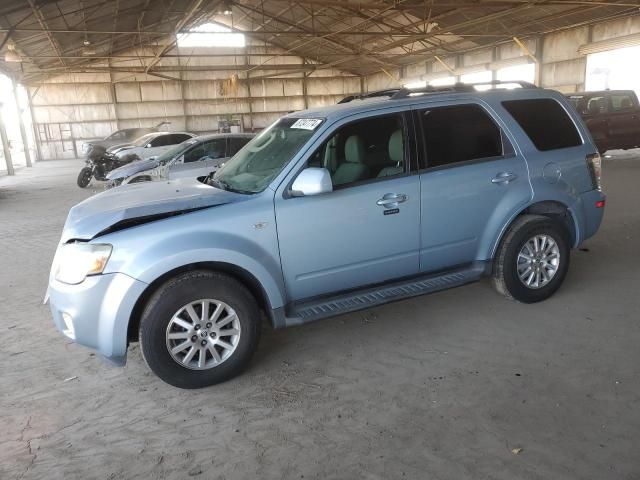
{"left": 586, "top": 152, "right": 602, "bottom": 191}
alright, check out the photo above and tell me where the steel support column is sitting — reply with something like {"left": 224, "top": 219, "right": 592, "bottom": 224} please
{"left": 0, "top": 103, "right": 15, "bottom": 175}
{"left": 535, "top": 35, "right": 545, "bottom": 87}
{"left": 11, "top": 77, "right": 33, "bottom": 167}
{"left": 27, "top": 89, "right": 43, "bottom": 162}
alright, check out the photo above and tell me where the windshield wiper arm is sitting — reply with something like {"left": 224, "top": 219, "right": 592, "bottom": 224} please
{"left": 208, "top": 176, "right": 254, "bottom": 194}
{"left": 208, "top": 176, "right": 227, "bottom": 190}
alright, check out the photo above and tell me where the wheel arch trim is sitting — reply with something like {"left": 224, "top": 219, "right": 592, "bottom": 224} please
{"left": 127, "top": 260, "right": 282, "bottom": 343}
{"left": 488, "top": 198, "right": 581, "bottom": 260}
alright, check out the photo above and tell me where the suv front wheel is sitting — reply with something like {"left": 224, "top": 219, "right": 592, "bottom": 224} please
{"left": 492, "top": 214, "right": 570, "bottom": 303}
{"left": 139, "top": 271, "right": 261, "bottom": 388}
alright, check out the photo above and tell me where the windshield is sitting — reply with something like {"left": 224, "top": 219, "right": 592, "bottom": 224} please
{"left": 132, "top": 133, "right": 158, "bottom": 147}
{"left": 213, "top": 117, "right": 323, "bottom": 193}
{"left": 156, "top": 139, "right": 199, "bottom": 164}
{"left": 106, "top": 130, "right": 124, "bottom": 140}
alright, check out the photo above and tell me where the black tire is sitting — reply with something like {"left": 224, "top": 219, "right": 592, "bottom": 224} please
{"left": 492, "top": 214, "right": 570, "bottom": 303}
{"left": 139, "top": 270, "right": 261, "bottom": 389}
{"left": 77, "top": 167, "right": 93, "bottom": 188}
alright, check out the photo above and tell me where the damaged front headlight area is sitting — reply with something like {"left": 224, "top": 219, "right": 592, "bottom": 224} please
{"left": 54, "top": 243, "right": 112, "bottom": 285}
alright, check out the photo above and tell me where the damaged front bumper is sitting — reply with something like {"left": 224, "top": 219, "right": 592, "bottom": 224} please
{"left": 48, "top": 272, "right": 148, "bottom": 365}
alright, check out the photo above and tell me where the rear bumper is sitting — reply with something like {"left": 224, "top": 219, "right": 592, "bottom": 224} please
{"left": 575, "top": 189, "right": 606, "bottom": 244}
{"left": 48, "top": 272, "right": 147, "bottom": 365}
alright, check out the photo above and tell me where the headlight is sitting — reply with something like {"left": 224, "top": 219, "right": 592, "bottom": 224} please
{"left": 54, "top": 243, "right": 112, "bottom": 285}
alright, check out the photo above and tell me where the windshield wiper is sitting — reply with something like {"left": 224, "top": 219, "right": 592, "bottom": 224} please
{"left": 206, "top": 175, "right": 226, "bottom": 190}
{"left": 207, "top": 175, "right": 254, "bottom": 194}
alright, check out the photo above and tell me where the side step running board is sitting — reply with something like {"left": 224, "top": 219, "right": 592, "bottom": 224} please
{"left": 284, "top": 263, "right": 487, "bottom": 327}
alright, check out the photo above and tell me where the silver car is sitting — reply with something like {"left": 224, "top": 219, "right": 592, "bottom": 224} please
{"left": 108, "top": 133, "right": 254, "bottom": 187}
{"left": 108, "top": 132, "right": 196, "bottom": 161}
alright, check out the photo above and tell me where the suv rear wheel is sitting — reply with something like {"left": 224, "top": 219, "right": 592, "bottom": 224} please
{"left": 139, "top": 271, "right": 261, "bottom": 388}
{"left": 492, "top": 214, "right": 570, "bottom": 303}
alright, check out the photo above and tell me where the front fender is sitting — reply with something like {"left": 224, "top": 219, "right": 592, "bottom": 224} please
{"left": 100, "top": 201, "right": 285, "bottom": 309}
{"left": 144, "top": 245, "right": 285, "bottom": 309}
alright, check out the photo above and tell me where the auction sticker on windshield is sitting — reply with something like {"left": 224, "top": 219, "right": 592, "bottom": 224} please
{"left": 291, "top": 118, "right": 323, "bottom": 130}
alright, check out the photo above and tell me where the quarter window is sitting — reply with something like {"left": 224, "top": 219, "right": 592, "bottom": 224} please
{"left": 417, "top": 104, "right": 504, "bottom": 168}
{"left": 502, "top": 98, "right": 582, "bottom": 151}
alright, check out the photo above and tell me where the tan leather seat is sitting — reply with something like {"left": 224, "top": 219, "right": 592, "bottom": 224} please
{"left": 333, "top": 135, "right": 370, "bottom": 186}
{"left": 378, "top": 130, "right": 404, "bottom": 177}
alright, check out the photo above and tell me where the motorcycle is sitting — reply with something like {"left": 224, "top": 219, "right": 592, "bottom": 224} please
{"left": 77, "top": 146, "right": 139, "bottom": 188}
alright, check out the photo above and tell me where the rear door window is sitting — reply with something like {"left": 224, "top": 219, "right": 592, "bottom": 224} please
{"left": 502, "top": 98, "right": 582, "bottom": 151}
{"left": 416, "top": 104, "right": 505, "bottom": 169}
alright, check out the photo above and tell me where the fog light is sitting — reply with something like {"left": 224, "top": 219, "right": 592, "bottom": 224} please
{"left": 62, "top": 312, "right": 76, "bottom": 339}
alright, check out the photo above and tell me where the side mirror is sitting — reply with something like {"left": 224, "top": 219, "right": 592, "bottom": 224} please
{"left": 176, "top": 155, "right": 185, "bottom": 164}
{"left": 290, "top": 168, "right": 333, "bottom": 197}
{"left": 145, "top": 143, "right": 152, "bottom": 148}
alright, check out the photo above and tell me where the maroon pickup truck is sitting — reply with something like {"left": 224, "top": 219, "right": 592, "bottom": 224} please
{"left": 566, "top": 90, "right": 640, "bottom": 154}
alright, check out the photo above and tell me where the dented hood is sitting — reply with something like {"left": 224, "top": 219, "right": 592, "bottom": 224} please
{"left": 106, "top": 157, "right": 160, "bottom": 180}
{"left": 62, "top": 178, "right": 242, "bottom": 242}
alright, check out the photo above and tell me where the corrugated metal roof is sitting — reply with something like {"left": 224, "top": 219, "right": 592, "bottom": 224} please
{"left": 1, "top": 0, "right": 638, "bottom": 83}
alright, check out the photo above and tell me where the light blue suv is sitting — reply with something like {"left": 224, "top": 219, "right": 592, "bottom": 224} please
{"left": 47, "top": 82, "right": 605, "bottom": 388}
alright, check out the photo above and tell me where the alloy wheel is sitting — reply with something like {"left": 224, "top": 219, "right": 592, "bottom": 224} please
{"left": 516, "top": 234, "right": 561, "bottom": 289}
{"left": 165, "top": 299, "right": 241, "bottom": 370}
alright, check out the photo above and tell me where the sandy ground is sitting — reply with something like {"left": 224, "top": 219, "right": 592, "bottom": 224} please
{"left": 0, "top": 154, "right": 639, "bottom": 480}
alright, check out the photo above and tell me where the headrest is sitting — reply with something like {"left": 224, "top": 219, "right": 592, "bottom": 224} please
{"left": 345, "top": 135, "right": 365, "bottom": 164}
{"left": 388, "top": 130, "right": 403, "bottom": 164}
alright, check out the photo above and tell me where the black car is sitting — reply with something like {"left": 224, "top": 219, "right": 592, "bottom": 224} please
{"left": 566, "top": 90, "right": 640, "bottom": 154}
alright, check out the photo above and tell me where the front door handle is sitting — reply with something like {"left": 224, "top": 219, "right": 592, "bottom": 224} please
{"left": 377, "top": 193, "right": 408, "bottom": 207}
{"left": 491, "top": 172, "right": 518, "bottom": 184}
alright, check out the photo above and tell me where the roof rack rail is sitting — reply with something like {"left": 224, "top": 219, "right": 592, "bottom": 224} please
{"left": 338, "top": 80, "right": 538, "bottom": 104}
{"left": 337, "top": 88, "right": 404, "bottom": 104}
{"left": 390, "top": 83, "right": 474, "bottom": 99}
{"left": 391, "top": 80, "right": 538, "bottom": 100}
{"left": 469, "top": 79, "right": 538, "bottom": 89}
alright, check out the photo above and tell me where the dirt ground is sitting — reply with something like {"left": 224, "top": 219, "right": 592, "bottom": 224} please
{"left": 1, "top": 154, "right": 639, "bottom": 480}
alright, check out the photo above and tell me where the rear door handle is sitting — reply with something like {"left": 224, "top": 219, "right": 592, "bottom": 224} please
{"left": 377, "top": 193, "right": 407, "bottom": 207}
{"left": 491, "top": 172, "right": 518, "bottom": 184}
